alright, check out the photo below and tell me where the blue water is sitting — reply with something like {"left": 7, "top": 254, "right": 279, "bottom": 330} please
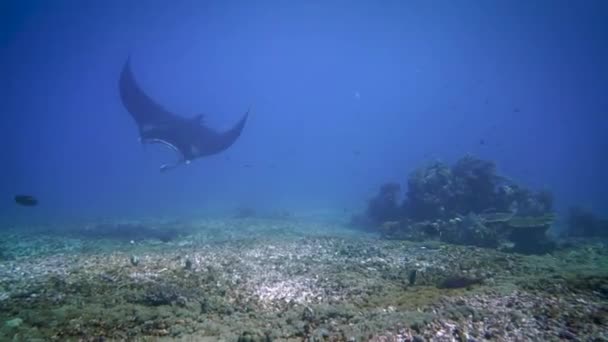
{"left": 2, "top": 0, "right": 607, "bottom": 222}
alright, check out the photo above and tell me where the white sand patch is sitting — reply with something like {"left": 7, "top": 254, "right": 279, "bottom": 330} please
{"left": 254, "top": 277, "right": 321, "bottom": 307}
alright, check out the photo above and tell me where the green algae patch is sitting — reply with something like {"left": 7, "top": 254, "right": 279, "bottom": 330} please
{"left": 4, "top": 317, "right": 22, "bottom": 328}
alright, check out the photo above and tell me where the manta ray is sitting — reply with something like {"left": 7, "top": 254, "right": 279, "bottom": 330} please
{"left": 119, "top": 59, "right": 249, "bottom": 172}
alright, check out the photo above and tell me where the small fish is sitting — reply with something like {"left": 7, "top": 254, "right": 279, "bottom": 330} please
{"left": 479, "top": 139, "right": 486, "bottom": 145}
{"left": 438, "top": 276, "right": 483, "bottom": 289}
{"left": 15, "top": 195, "right": 38, "bottom": 206}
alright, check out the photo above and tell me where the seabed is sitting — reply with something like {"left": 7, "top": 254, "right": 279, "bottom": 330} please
{"left": 0, "top": 217, "right": 606, "bottom": 341}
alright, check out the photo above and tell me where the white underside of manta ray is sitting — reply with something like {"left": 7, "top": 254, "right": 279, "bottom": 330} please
{"left": 119, "top": 59, "right": 249, "bottom": 172}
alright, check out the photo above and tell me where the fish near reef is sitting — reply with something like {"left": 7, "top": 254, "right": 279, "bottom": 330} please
{"left": 15, "top": 195, "right": 38, "bottom": 206}
{"left": 437, "top": 276, "right": 483, "bottom": 289}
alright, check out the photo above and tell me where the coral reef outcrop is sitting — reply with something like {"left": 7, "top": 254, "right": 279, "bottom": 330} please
{"left": 353, "top": 155, "right": 556, "bottom": 254}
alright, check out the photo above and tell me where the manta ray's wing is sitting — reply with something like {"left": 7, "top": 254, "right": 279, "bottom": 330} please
{"left": 119, "top": 59, "right": 182, "bottom": 134}
{"left": 194, "top": 107, "right": 249, "bottom": 157}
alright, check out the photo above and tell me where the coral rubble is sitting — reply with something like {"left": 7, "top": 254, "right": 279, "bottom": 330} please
{"left": 0, "top": 218, "right": 606, "bottom": 341}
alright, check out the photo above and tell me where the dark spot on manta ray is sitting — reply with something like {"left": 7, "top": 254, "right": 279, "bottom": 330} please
{"left": 119, "top": 58, "right": 249, "bottom": 172}
{"left": 15, "top": 195, "right": 38, "bottom": 206}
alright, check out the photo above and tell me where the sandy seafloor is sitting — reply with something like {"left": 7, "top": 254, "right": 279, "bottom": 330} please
{"left": 0, "top": 216, "right": 606, "bottom": 341}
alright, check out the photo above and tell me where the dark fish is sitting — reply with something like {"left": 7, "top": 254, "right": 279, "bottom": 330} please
{"left": 15, "top": 195, "right": 38, "bottom": 206}
{"left": 437, "top": 276, "right": 483, "bottom": 289}
{"left": 479, "top": 139, "right": 486, "bottom": 145}
{"left": 119, "top": 58, "right": 249, "bottom": 172}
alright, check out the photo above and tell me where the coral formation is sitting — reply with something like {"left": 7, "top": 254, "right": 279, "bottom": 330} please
{"left": 355, "top": 155, "right": 557, "bottom": 254}
{"left": 366, "top": 182, "right": 402, "bottom": 223}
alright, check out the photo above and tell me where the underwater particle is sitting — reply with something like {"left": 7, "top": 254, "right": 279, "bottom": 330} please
{"left": 513, "top": 107, "right": 521, "bottom": 112}
{"left": 130, "top": 254, "right": 140, "bottom": 266}
{"left": 14, "top": 195, "right": 38, "bottom": 206}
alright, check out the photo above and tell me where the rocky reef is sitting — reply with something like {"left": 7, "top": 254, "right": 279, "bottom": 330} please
{"left": 354, "top": 155, "right": 556, "bottom": 254}
{"left": 366, "top": 182, "right": 402, "bottom": 224}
